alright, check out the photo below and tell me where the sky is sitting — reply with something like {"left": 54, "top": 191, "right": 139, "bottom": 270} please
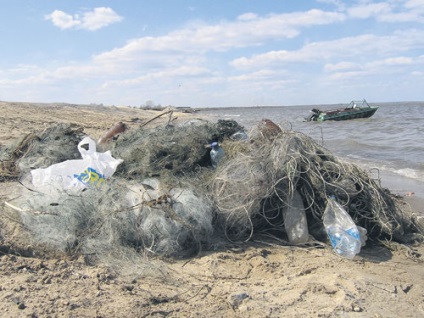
{"left": 0, "top": 0, "right": 423, "bottom": 107}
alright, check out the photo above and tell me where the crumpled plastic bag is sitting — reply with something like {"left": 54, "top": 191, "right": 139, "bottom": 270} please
{"left": 31, "top": 137, "right": 123, "bottom": 193}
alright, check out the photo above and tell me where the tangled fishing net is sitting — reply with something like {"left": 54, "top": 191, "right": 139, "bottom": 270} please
{"left": 0, "top": 123, "right": 85, "bottom": 181}
{"left": 0, "top": 116, "right": 422, "bottom": 268}
{"left": 213, "top": 126, "right": 423, "bottom": 244}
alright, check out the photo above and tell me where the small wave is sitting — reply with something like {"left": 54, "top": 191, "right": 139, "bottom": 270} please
{"left": 344, "top": 158, "right": 424, "bottom": 182}
{"left": 392, "top": 168, "right": 423, "bottom": 180}
{"left": 375, "top": 165, "right": 424, "bottom": 182}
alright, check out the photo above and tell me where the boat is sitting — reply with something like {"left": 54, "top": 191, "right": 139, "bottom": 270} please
{"left": 305, "top": 99, "right": 379, "bottom": 122}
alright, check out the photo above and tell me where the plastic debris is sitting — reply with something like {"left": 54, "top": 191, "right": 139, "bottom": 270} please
{"left": 210, "top": 141, "right": 225, "bottom": 169}
{"left": 284, "top": 190, "right": 309, "bottom": 244}
{"left": 31, "top": 137, "right": 123, "bottom": 194}
{"left": 323, "top": 196, "right": 362, "bottom": 259}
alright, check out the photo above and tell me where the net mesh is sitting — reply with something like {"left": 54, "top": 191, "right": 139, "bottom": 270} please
{"left": 1, "top": 118, "right": 422, "bottom": 268}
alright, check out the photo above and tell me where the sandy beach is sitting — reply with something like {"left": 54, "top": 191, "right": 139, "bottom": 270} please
{"left": 1, "top": 101, "right": 423, "bottom": 318}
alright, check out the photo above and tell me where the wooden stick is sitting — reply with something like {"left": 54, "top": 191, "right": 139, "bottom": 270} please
{"left": 139, "top": 110, "right": 173, "bottom": 128}
{"left": 4, "top": 201, "right": 58, "bottom": 216}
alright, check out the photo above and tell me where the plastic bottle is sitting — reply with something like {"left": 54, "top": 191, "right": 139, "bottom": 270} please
{"left": 357, "top": 226, "right": 368, "bottom": 247}
{"left": 284, "top": 190, "right": 309, "bottom": 244}
{"left": 210, "top": 142, "right": 225, "bottom": 169}
{"left": 323, "top": 196, "right": 361, "bottom": 259}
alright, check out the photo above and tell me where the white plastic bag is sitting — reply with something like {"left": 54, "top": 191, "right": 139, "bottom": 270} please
{"left": 323, "top": 196, "right": 362, "bottom": 259}
{"left": 31, "top": 137, "right": 123, "bottom": 193}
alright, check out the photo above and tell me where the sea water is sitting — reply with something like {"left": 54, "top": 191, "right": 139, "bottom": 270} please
{"left": 201, "top": 102, "right": 424, "bottom": 199}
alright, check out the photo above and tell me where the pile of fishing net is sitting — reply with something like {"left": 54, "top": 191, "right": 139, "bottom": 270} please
{"left": 0, "top": 119, "right": 242, "bottom": 262}
{"left": 213, "top": 126, "right": 423, "bottom": 245}
{"left": 0, "top": 117, "right": 422, "bottom": 266}
{"left": 0, "top": 123, "right": 85, "bottom": 181}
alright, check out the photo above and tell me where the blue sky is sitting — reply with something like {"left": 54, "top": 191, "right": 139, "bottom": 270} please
{"left": 1, "top": 0, "right": 423, "bottom": 107}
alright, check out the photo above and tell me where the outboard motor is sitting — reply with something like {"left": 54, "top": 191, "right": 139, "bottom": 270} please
{"left": 305, "top": 108, "right": 320, "bottom": 121}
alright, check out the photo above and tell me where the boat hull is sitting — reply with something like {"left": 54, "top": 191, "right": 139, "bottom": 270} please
{"left": 306, "top": 105, "right": 379, "bottom": 122}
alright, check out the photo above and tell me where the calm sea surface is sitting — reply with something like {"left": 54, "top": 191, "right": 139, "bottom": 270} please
{"left": 200, "top": 102, "right": 424, "bottom": 198}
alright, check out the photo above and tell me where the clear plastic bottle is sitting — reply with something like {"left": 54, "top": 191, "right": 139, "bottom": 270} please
{"left": 357, "top": 226, "right": 368, "bottom": 247}
{"left": 323, "top": 197, "right": 361, "bottom": 259}
{"left": 284, "top": 190, "right": 309, "bottom": 244}
{"left": 325, "top": 225, "right": 361, "bottom": 258}
{"left": 210, "top": 142, "right": 225, "bottom": 169}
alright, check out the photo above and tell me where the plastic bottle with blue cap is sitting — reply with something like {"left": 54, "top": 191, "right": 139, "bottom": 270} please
{"left": 323, "top": 195, "right": 364, "bottom": 259}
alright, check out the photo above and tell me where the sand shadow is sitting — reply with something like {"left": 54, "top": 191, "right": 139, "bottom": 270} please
{"left": 357, "top": 244, "right": 393, "bottom": 263}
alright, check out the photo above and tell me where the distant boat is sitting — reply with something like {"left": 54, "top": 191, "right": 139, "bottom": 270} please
{"left": 305, "top": 99, "right": 379, "bottom": 122}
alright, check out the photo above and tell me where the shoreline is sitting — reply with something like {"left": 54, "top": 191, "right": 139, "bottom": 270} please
{"left": 1, "top": 101, "right": 423, "bottom": 317}
{"left": 1, "top": 100, "right": 423, "bottom": 214}
{"left": 380, "top": 170, "right": 424, "bottom": 217}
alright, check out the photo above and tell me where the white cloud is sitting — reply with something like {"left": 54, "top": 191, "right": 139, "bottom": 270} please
{"left": 327, "top": 70, "right": 369, "bottom": 81}
{"left": 324, "top": 56, "right": 413, "bottom": 74}
{"left": 102, "top": 66, "right": 212, "bottom": 88}
{"left": 45, "top": 10, "right": 81, "bottom": 30}
{"left": 346, "top": 0, "right": 424, "bottom": 23}
{"left": 228, "top": 69, "right": 280, "bottom": 82}
{"left": 405, "top": 0, "right": 424, "bottom": 11}
{"left": 324, "top": 55, "right": 417, "bottom": 83}
{"left": 230, "top": 29, "right": 424, "bottom": 69}
{"left": 237, "top": 13, "right": 258, "bottom": 21}
{"left": 45, "top": 7, "right": 122, "bottom": 31}
{"left": 80, "top": 7, "right": 123, "bottom": 31}
{"left": 5, "top": 3, "right": 424, "bottom": 106}
{"left": 370, "top": 56, "right": 414, "bottom": 67}
{"left": 94, "top": 9, "right": 345, "bottom": 63}
{"left": 347, "top": 3, "right": 392, "bottom": 19}
{"left": 324, "top": 62, "right": 359, "bottom": 72}
{"left": 316, "top": 0, "right": 346, "bottom": 10}
{"left": 377, "top": 11, "right": 422, "bottom": 22}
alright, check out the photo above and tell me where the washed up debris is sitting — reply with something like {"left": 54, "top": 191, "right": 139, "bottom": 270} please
{"left": 30, "top": 137, "right": 122, "bottom": 194}
{"left": 98, "top": 122, "right": 128, "bottom": 144}
{"left": 0, "top": 123, "right": 84, "bottom": 181}
{"left": 323, "top": 196, "right": 364, "bottom": 259}
{"left": 110, "top": 118, "right": 242, "bottom": 181}
{"left": 207, "top": 142, "right": 225, "bottom": 169}
{"left": 283, "top": 190, "right": 309, "bottom": 245}
{"left": 0, "top": 117, "right": 422, "bottom": 266}
{"left": 212, "top": 127, "right": 422, "bottom": 246}
{"left": 259, "top": 118, "right": 282, "bottom": 139}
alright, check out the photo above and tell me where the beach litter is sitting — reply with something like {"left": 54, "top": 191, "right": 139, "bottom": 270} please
{"left": 323, "top": 196, "right": 365, "bottom": 259}
{"left": 0, "top": 116, "right": 423, "bottom": 266}
{"left": 30, "top": 136, "right": 122, "bottom": 195}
